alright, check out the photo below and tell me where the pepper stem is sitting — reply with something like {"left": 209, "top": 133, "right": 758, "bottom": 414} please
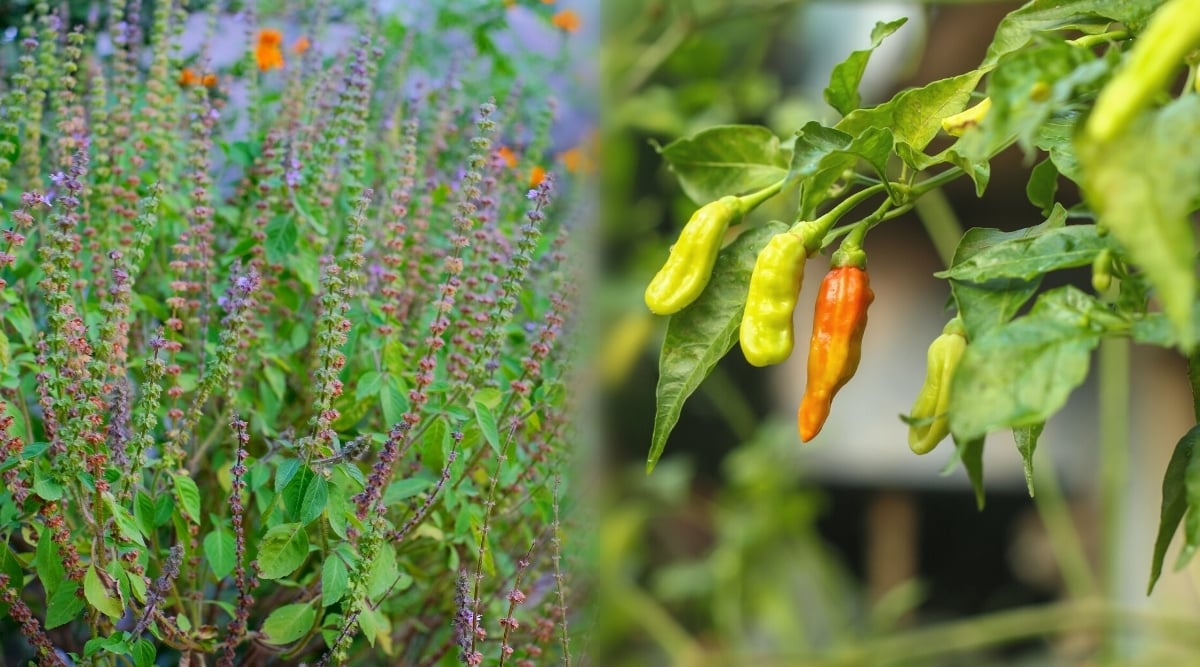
{"left": 790, "top": 183, "right": 887, "bottom": 254}
{"left": 736, "top": 178, "right": 786, "bottom": 213}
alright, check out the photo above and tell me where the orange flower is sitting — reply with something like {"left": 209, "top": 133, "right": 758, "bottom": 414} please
{"left": 551, "top": 9, "right": 581, "bottom": 32}
{"left": 556, "top": 146, "right": 594, "bottom": 174}
{"left": 529, "top": 165, "right": 547, "bottom": 187}
{"left": 258, "top": 28, "right": 284, "bottom": 46}
{"left": 541, "top": 0, "right": 556, "bottom": 3}
{"left": 496, "top": 145, "right": 518, "bottom": 168}
{"left": 255, "top": 29, "right": 286, "bottom": 71}
{"left": 201, "top": 72, "right": 218, "bottom": 88}
{"left": 178, "top": 67, "right": 199, "bottom": 86}
{"left": 292, "top": 36, "right": 311, "bottom": 54}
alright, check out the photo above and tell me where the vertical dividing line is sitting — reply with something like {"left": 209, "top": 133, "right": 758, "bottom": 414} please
{"left": 1098, "top": 335, "right": 1131, "bottom": 664}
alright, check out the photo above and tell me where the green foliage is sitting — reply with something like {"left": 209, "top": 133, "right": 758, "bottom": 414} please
{"left": 640, "top": 0, "right": 1200, "bottom": 600}
{"left": 648, "top": 222, "right": 787, "bottom": 472}
{"left": 0, "top": 1, "right": 587, "bottom": 665}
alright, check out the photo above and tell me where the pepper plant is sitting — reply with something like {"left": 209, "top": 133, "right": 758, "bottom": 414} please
{"left": 0, "top": 0, "right": 590, "bottom": 665}
{"left": 643, "top": 0, "right": 1200, "bottom": 592}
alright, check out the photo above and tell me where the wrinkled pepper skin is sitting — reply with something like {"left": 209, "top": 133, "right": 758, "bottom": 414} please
{"left": 740, "top": 232, "right": 808, "bottom": 367}
{"left": 644, "top": 196, "right": 742, "bottom": 315}
{"left": 798, "top": 266, "right": 873, "bottom": 442}
{"left": 907, "top": 320, "right": 967, "bottom": 455}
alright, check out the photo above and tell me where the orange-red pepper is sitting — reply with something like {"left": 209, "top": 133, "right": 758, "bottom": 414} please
{"left": 797, "top": 265, "right": 873, "bottom": 442}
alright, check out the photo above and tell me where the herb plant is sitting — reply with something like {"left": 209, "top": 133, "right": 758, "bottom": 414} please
{"left": 0, "top": 1, "right": 589, "bottom": 665}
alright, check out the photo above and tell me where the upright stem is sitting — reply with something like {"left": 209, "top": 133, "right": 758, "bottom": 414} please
{"left": 1097, "top": 334, "right": 1131, "bottom": 664}
{"left": 912, "top": 186, "right": 962, "bottom": 268}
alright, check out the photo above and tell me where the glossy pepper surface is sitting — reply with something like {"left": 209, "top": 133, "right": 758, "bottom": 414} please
{"left": 644, "top": 196, "right": 742, "bottom": 315}
{"left": 907, "top": 319, "right": 967, "bottom": 454}
{"left": 740, "top": 231, "right": 808, "bottom": 367}
{"left": 1085, "top": 0, "right": 1200, "bottom": 143}
{"left": 797, "top": 265, "right": 873, "bottom": 442}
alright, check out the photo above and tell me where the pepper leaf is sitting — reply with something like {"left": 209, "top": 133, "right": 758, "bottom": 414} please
{"left": 1149, "top": 424, "right": 1200, "bottom": 593}
{"left": 1079, "top": 95, "right": 1200, "bottom": 351}
{"left": 983, "top": 0, "right": 1162, "bottom": 69}
{"left": 1026, "top": 157, "right": 1059, "bottom": 214}
{"left": 937, "top": 222, "right": 1109, "bottom": 282}
{"left": 949, "top": 286, "right": 1106, "bottom": 441}
{"left": 836, "top": 70, "right": 982, "bottom": 168}
{"left": 789, "top": 124, "right": 895, "bottom": 220}
{"left": 824, "top": 17, "right": 909, "bottom": 116}
{"left": 656, "top": 125, "right": 792, "bottom": 204}
{"left": 648, "top": 222, "right": 787, "bottom": 472}
{"left": 1013, "top": 423, "right": 1044, "bottom": 498}
{"left": 955, "top": 434, "right": 987, "bottom": 510}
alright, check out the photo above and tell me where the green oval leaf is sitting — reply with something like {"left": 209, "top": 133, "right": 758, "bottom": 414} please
{"left": 261, "top": 602, "right": 317, "bottom": 645}
{"left": 656, "top": 125, "right": 791, "bottom": 204}
{"left": 938, "top": 223, "right": 1109, "bottom": 282}
{"left": 1149, "top": 424, "right": 1200, "bottom": 593}
{"left": 84, "top": 565, "right": 123, "bottom": 619}
{"left": 474, "top": 397, "right": 501, "bottom": 454}
{"left": 172, "top": 473, "right": 201, "bottom": 523}
{"left": 825, "top": 18, "right": 909, "bottom": 116}
{"left": 322, "top": 556, "right": 349, "bottom": 607}
{"left": 1079, "top": 95, "right": 1200, "bottom": 350}
{"left": 256, "top": 522, "right": 309, "bottom": 580}
{"left": 203, "top": 528, "right": 236, "bottom": 580}
{"left": 948, "top": 287, "right": 1105, "bottom": 440}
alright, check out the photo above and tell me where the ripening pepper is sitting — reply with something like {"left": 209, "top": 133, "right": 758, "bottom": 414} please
{"left": 907, "top": 319, "right": 967, "bottom": 455}
{"left": 644, "top": 196, "right": 743, "bottom": 315}
{"left": 797, "top": 264, "right": 873, "bottom": 442}
{"left": 942, "top": 97, "right": 991, "bottom": 137}
{"left": 1085, "top": 0, "right": 1200, "bottom": 143}
{"left": 1091, "top": 249, "right": 1114, "bottom": 293}
{"left": 740, "top": 231, "right": 808, "bottom": 367}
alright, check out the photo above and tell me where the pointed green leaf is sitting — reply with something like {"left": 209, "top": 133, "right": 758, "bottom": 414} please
{"left": 85, "top": 564, "right": 124, "bottom": 619}
{"left": 648, "top": 222, "right": 787, "bottom": 472}
{"left": 948, "top": 207, "right": 1068, "bottom": 340}
{"left": 1013, "top": 423, "right": 1044, "bottom": 497}
{"left": 282, "top": 466, "right": 328, "bottom": 526}
{"left": 1079, "top": 95, "right": 1200, "bottom": 350}
{"left": 1182, "top": 424, "right": 1200, "bottom": 567}
{"left": 132, "top": 639, "right": 156, "bottom": 667}
{"left": 380, "top": 374, "right": 408, "bottom": 429}
{"left": 172, "top": 473, "right": 201, "bottom": 523}
{"left": 105, "top": 496, "right": 146, "bottom": 546}
{"left": 825, "top": 18, "right": 909, "bottom": 116}
{"left": 836, "top": 70, "right": 983, "bottom": 165}
{"left": 204, "top": 528, "right": 236, "bottom": 580}
{"left": 45, "top": 580, "right": 85, "bottom": 629}
{"left": 949, "top": 287, "right": 1106, "bottom": 440}
{"left": 322, "top": 556, "right": 349, "bottom": 607}
{"left": 1149, "top": 425, "right": 1200, "bottom": 593}
{"left": 1026, "top": 157, "right": 1059, "bottom": 214}
{"left": 366, "top": 543, "right": 399, "bottom": 603}
{"left": 789, "top": 124, "right": 895, "bottom": 219}
{"left": 474, "top": 397, "right": 502, "bottom": 453}
{"left": 954, "top": 434, "right": 987, "bottom": 510}
{"left": 937, "top": 223, "right": 1109, "bottom": 282}
{"left": 262, "top": 602, "right": 317, "bottom": 645}
{"left": 983, "top": 0, "right": 1161, "bottom": 68}
{"left": 256, "top": 522, "right": 309, "bottom": 580}
{"left": 656, "top": 125, "right": 792, "bottom": 204}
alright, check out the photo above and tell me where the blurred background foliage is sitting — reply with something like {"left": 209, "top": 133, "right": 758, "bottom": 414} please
{"left": 593, "top": 1, "right": 1200, "bottom": 666}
